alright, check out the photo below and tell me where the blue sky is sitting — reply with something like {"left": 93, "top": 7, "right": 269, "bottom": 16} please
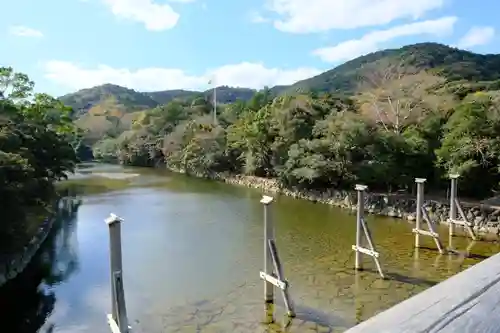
{"left": 2, "top": 0, "right": 499, "bottom": 96}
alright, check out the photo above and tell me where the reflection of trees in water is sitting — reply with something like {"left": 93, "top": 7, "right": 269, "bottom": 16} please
{"left": 0, "top": 196, "right": 81, "bottom": 333}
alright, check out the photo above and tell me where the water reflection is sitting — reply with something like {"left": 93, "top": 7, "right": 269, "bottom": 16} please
{"left": 0, "top": 197, "right": 81, "bottom": 333}
{"left": 3, "top": 163, "right": 499, "bottom": 333}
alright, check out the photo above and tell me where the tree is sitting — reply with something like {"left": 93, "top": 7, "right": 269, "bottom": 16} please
{"left": 279, "top": 112, "right": 373, "bottom": 189}
{"left": 0, "top": 67, "right": 79, "bottom": 223}
{"left": 0, "top": 67, "right": 34, "bottom": 103}
{"left": 435, "top": 94, "right": 500, "bottom": 196}
{"left": 162, "top": 115, "right": 227, "bottom": 176}
{"left": 357, "top": 61, "right": 447, "bottom": 134}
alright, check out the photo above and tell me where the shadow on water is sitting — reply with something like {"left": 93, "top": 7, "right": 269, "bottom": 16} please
{"left": 277, "top": 302, "right": 354, "bottom": 333}
{"left": 0, "top": 196, "right": 82, "bottom": 333}
{"left": 382, "top": 271, "right": 437, "bottom": 287}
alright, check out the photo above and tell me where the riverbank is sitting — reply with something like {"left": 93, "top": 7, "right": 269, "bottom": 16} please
{"left": 0, "top": 198, "right": 80, "bottom": 288}
{"left": 0, "top": 216, "right": 54, "bottom": 288}
{"left": 169, "top": 168, "right": 500, "bottom": 237}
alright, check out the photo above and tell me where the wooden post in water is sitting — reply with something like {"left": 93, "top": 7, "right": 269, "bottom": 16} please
{"left": 261, "top": 195, "right": 274, "bottom": 304}
{"left": 354, "top": 185, "right": 365, "bottom": 270}
{"left": 449, "top": 174, "right": 458, "bottom": 237}
{"left": 448, "top": 175, "right": 477, "bottom": 240}
{"left": 105, "top": 213, "right": 130, "bottom": 333}
{"left": 412, "top": 178, "right": 444, "bottom": 254}
{"left": 259, "top": 195, "right": 295, "bottom": 318}
{"left": 352, "top": 185, "right": 384, "bottom": 278}
{"left": 415, "top": 178, "right": 424, "bottom": 248}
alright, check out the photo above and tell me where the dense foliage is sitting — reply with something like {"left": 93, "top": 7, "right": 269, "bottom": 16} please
{"left": 60, "top": 84, "right": 258, "bottom": 117}
{"left": 0, "top": 67, "right": 81, "bottom": 244}
{"left": 63, "top": 43, "right": 500, "bottom": 145}
{"left": 64, "top": 43, "right": 500, "bottom": 199}
{"left": 91, "top": 68, "right": 500, "bottom": 199}
{"left": 62, "top": 43, "right": 500, "bottom": 117}
{"left": 285, "top": 42, "right": 500, "bottom": 95}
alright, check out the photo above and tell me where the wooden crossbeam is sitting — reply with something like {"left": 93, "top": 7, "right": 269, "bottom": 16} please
{"left": 448, "top": 219, "right": 469, "bottom": 226}
{"left": 448, "top": 175, "right": 477, "bottom": 240}
{"left": 352, "top": 245, "right": 379, "bottom": 258}
{"left": 455, "top": 198, "right": 477, "bottom": 240}
{"left": 412, "top": 228, "right": 438, "bottom": 238}
{"left": 260, "top": 195, "right": 295, "bottom": 318}
{"left": 259, "top": 271, "right": 286, "bottom": 290}
{"left": 268, "top": 239, "right": 294, "bottom": 316}
{"left": 360, "top": 217, "right": 384, "bottom": 278}
{"left": 421, "top": 207, "right": 445, "bottom": 253}
{"left": 352, "top": 185, "right": 384, "bottom": 279}
{"left": 414, "top": 179, "right": 445, "bottom": 254}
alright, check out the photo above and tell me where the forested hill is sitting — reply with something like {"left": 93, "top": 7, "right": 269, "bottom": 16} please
{"left": 285, "top": 42, "right": 500, "bottom": 94}
{"left": 60, "top": 84, "right": 257, "bottom": 116}
{"left": 60, "top": 42, "right": 500, "bottom": 116}
{"left": 85, "top": 41, "right": 500, "bottom": 200}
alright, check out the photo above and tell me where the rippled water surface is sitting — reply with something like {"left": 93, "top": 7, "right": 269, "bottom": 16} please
{"left": 1, "top": 163, "right": 499, "bottom": 333}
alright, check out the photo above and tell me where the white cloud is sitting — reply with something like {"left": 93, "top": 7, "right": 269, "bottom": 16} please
{"left": 249, "top": 11, "right": 269, "bottom": 24}
{"left": 102, "top": 0, "right": 180, "bottom": 31}
{"left": 458, "top": 26, "right": 495, "bottom": 49}
{"left": 266, "top": 0, "right": 446, "bottom": 33}
{"left": 8, "top": 25, "right": 44, "bottom": 38}
{"left": 43, "top": 61, "right": 321, "bottom": 92}
{"left": 312, "top": 17, "right": 457, "bottom": 63}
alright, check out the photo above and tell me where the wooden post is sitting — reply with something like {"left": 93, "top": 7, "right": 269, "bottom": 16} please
{"left": 415, "top": 178, "right": 425, "bottom": 248}
{"left": 351, "top": 185, "right": 384, "bottom": 278}
{"left": 261, "top": 195, "right": 274, "bottom": 304}
{"left": 259, "top": 195, "right": 295, "bottom": 318}
{"left": 412, "top": 179, "right": 445, "bottom": 254}
{"left": 105, "top": 213, "right": 129, "bottom": 333}
{"left": 268, "top": 240, "right": 294, "bottom": 317}
{"left": 354, "top": 185, "right": 365, "bottom": 271}
{"left": 449, "top": 174, "right": 458, "bottom": 237}
{"left": 448, "top": 175, "right": 477, "bottom": 240}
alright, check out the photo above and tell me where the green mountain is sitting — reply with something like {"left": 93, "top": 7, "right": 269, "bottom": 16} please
{"left": 61, "top": 84, "right": 259, "bottom": 140}
{"left": 146, "top": 89, "right": 200, "bottom": 105}
{"left": 62, "top": 42, "right": 500, "bottom": 125}
{"left": 285, "top": 43, "right": 500, "bottom": 94}
{"left": 146, "top": 86, "right": 256, "bottom": 105}
{"left": 60, "top": 84, "right": 258, "bottom": 116}
{"left": 59, "top": 84, "right": 158, "bottom": 117}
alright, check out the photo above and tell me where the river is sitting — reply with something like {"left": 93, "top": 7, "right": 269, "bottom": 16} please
{"left": 1, "top": 163, "right": 499, "bottom": 333}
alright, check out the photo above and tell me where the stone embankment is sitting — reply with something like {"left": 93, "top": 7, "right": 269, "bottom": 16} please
{"left": 0, "top": 198, "right": 80, "bottom": 288}
{"left": 0, "top": 217, "right": 54, "bottom": 288}
{"left": 209, "top": 173, "right": 500, "bottom": 237}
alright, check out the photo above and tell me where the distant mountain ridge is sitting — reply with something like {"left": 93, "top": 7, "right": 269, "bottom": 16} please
{"left": 60, "top": 84, "right": 258, "bottom": 116}
{"left": 60, "top": 42, "right": 500, "bottom": 116}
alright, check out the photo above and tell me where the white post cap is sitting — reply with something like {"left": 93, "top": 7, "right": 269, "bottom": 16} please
{"left": 355, "top": 184, "right": 368, "bottom": 191}
{"left": 105, "top": 213, "right": 123, "bottom": 225}
{"left": 260, "top": 195, "right": 274, "bottom": 205}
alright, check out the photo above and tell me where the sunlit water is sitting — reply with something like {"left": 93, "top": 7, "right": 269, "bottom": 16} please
{"left": 1, "top": 163, "right": 499, "bottom": 333}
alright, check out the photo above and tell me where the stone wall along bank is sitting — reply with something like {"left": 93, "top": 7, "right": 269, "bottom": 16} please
{"left": 213, "top": 174, "right": 500, "bottom": 237}
{"left": 0, "top": 217, "right": 54, "bottom": 288}
{"left": 0, "top": 198, "right": 81, "bottom": 288}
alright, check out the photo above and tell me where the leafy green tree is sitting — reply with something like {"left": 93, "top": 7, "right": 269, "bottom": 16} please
{"left": 0, "top": 67, "right": 79, "bottom": 224}
{"left": 436, "top": 94, "right": 500, "bottom": 196}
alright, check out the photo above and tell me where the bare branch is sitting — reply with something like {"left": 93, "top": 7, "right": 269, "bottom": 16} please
{"left": 356, "top": 61, "right": 447, "bottom": 134}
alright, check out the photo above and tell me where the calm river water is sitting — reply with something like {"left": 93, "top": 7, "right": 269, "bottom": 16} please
{"left": 1, "top": 163, "right": 499, "bottom": 333}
